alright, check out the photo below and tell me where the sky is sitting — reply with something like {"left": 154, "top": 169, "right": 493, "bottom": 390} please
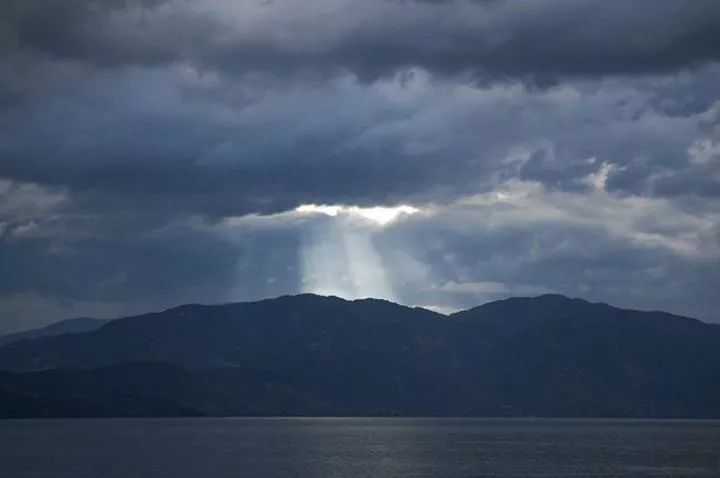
{"left": 0, "top": 0, "right": 719, "bottom": 333}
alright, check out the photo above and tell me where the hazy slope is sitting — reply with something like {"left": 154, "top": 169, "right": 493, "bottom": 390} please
{"left": 0, "top": 318, "right": 108, "bottom": 347}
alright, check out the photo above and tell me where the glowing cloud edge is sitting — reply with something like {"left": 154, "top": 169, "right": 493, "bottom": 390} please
{"left": 295, "top": 204, "right": 419, "bottom": 225}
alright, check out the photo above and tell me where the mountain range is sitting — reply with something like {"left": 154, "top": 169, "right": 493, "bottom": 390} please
{"left": 1, "top": 294, "right": 719, "bottom": 418}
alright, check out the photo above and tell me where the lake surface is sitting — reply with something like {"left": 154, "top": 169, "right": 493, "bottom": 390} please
{"left": 1, "top": 418, "right": 719, "bottom": 477}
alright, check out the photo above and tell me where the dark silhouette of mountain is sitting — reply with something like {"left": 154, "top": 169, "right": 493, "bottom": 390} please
{"left": 0, "top": 317, "right": 107, "bottom": 347}
{"left": 1, "top": 294, "right": 719, "bottom": 418}
{"left": 0, "top": 363, "right": 202, "bottom": 418}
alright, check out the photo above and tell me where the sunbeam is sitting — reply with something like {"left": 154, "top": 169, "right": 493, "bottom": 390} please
{"left": 297, "top": 204, "right": 418, "bottom": 300}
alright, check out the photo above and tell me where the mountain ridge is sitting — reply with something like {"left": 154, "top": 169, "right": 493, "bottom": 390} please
{"left": 1, "top": 294, "right": 718, "bottom": 419}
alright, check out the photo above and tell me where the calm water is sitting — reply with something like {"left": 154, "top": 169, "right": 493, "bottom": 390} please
{"left": 1, "top": 418, "right": 719, "bottom": 477}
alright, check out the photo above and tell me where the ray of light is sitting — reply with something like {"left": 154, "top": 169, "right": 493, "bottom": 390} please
{"left": 297, "top": 203, "right": 418, "bottom": 300}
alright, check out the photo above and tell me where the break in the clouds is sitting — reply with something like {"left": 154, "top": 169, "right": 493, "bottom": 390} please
{"left": 0, "top": 0, "right": 719, "bottom": 332}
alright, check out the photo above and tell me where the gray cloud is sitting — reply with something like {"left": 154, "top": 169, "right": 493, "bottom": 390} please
{"left": 2, "top": 66, "right": 718, "bottom": 222}
{"left": 3, "top": 0, "right": 720, "bottom": 80}
{"left": 377, "top": 181, "right": 720, "bottom": 320}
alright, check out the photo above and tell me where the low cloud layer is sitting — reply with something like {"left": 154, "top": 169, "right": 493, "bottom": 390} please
{"left": 1, "top": 0, "right": 719, "bottom": 332}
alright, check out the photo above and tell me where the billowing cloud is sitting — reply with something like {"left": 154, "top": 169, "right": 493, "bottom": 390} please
{"left": 3, "top": 0, "right": 720, "bottom": 79}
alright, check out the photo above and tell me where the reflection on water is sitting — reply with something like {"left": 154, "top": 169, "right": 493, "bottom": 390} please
{"left": 1, "top": 418, "right": 719, "bottom": 477}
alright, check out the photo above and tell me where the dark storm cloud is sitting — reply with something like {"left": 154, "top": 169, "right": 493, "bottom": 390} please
{"left": 2, "top": 0, "right": 720, "bottom": 80}
{"left": 1, "top": 0, "right": 718, "bottom": 220}
{"left": 0, "top": 0, "right": 184, "bottom": 66}
{"left": 0, "top": 67, "right": 496, "bottom": 221}
{"left": 2, "top": 65, "right": 718, "bottom": 225}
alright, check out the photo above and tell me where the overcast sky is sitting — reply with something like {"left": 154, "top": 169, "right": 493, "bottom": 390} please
{"left": 1, "top": 0, "right": 719, "bottom": 332}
